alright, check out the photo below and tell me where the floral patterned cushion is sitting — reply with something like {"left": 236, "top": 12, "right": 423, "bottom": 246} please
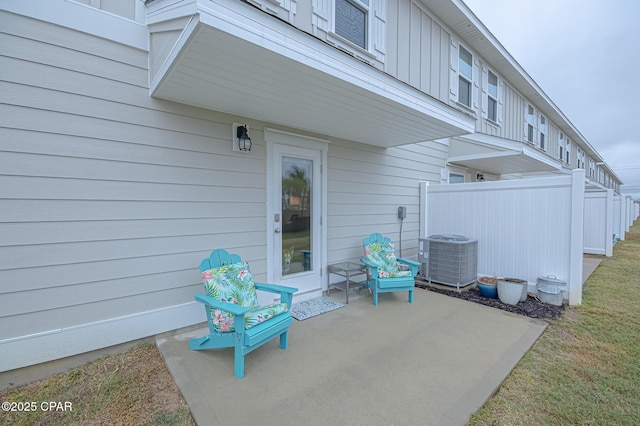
{"left": 202, "top": 263, "right": 288, "bottom": 333}
{"left": 364, "top": 241, "right": 408, "bottom": 278}
{"left": 378, "top": 269, "right": 413, "bottom": 278}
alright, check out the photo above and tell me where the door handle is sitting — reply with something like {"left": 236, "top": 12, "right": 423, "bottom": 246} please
{"left": 275, "top": 228, "right": 281, "bottom": 233}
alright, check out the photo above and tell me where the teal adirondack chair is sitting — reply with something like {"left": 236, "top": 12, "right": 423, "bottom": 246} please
{"left": 189, "top": 249, "right": 298, "bottom": 378}
{"left": 360, "top": 233, "right": 421, "bottom": 306}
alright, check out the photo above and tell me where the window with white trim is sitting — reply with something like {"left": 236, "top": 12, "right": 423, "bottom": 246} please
{"left": 449, "top": 173, "right": 465, "bottom": 183}
{"left": 458, "top": 45, "right": 473, "bottom": 108}
{"left": 539, "top": 115, "right": 547, "bottom": 150}
{"left": 558, "top": 132, "right": 565, "bottom": 161}
{"left": 565, "top": 138, "right": 571, "bottom": 164}
{"left": 589, "top": 159, "right": 596, "bottom": 178}
{"left": 335, "top": 0, "right": 369, "bottom": 50}
{"left": 487, "top": 70, "right": 498, "bottom": 122}
{"left": 577, "top": 147, "right": 585, "bottom": 169}
{"left": 525, "top": 104, "right": 535, "bottom": 143}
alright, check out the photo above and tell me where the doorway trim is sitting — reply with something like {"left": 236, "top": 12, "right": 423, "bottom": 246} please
{"left": 265, "top": 128, "right": 329, "bottom": 300}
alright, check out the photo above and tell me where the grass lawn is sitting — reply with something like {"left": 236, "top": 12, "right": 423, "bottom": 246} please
{"left": 468, "top": 221, "right": 640, "bottom": 425}
{"left": 0, "top": 344, "right": 194, "bottom": 425}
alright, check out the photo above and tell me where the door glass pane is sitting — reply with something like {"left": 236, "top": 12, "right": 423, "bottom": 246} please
{"left": 282, "top": 156, "right": 312, "bottom": 275}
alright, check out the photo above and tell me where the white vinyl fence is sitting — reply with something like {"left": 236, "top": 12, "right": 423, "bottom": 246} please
{"left": 420, "top": 170, "right": 586, "bottom": 305}
{"left": 614, "top": 194, "right": 623, "bottom": 242}
{"left": 613, "top": 194, "right": 639, "bottom": 241}
{"left": 583, "top": 189, "right": 613, "bottom": 256}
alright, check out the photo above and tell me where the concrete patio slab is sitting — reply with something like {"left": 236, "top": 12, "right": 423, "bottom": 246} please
{"left": 157, "top": 289, "right": 547, "bottom": 426}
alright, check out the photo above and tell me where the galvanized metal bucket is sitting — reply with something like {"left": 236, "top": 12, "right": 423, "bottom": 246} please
{"left": 536, "top": 275, "right": 567, "bottom": 306}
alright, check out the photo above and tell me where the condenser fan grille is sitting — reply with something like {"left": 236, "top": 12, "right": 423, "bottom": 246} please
{"left": 425, "top": 235, "right": 477, "bottom": 287}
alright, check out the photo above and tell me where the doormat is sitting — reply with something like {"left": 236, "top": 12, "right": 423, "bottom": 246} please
{"left": 289, "top": 297, "right": 344, "bottom": 321}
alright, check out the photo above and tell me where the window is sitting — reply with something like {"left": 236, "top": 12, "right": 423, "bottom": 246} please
{"left": 449, "top": 173, "right": 465, "bottom": 183}
{"left": 487, "top": 71, "right": 498, "bottom": 122}
{"left": 458, "top": 45, "right": 473, "bottom": 107}
{"left": 565, "top": 139, "right": 571, "bottom": 164}
{"left": 558, "top": 132, "right": 565, "bottom": 160}
{"left": 526, "top": 105, "right": 535, "bottom": 143}
{"left": 577, "top": 147, "right": 585, "bottom": 169}
{"left": 335, "top": 0, "right": 369, "bottom": 50}
{"left": 589, "top": 159, "right": 596, "bottom": 178}
{"left": 539, "top": 115, "right": 547, "bottom": 150}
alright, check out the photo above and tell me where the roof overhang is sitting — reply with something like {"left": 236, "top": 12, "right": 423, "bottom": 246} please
{"left": 448, "top": 134, "right": 562, "bottom": 175}
{"left": 147, "top": 0, "right": 474, "bottom": 148}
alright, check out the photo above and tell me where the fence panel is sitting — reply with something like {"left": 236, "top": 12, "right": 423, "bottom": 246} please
{"left": 422, "top": 170, "right": 585, "bottom": 305}
{"left": 584, "top": 190, "right": 613, "bottom": 256}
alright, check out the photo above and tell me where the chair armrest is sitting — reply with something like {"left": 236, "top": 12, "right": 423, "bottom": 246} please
{"left": 397, "top": 258, "right": 420, "bottom": 277}
{"left": 254, "top": 283, "right": 298, "bottom": 309}
{"left": 397, "top": 258, "right": 421, "bottom": 267}
{"left": 254, "top": 283, "right": 298, "bottom": 295}
{"left": 194, "top": 294, "right": 249, "bottom": 316}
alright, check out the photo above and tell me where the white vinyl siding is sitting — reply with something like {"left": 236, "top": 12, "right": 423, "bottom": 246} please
{"left": 327, "top": 140, "right": 447, "bottom": 263}
{"left": 73, "top": 0, "right": 143, "bottom": 22}
{"left": 386, "top": 0, "right": 450, "bottom": 101}
{"left": 0, "top": 13, "right": 266, "bottom": 366}
{"left": 244, "top": 0, "right": 297, "bottom": 21}
{"left": 1, "top": 9, "right": 448, "bottom": 370}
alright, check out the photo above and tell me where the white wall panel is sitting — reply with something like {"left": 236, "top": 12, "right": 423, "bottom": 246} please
{"left": 0, "top": 11, "right": 269, "bottom": 370}
{"left": 326, "top": 138, "right": 447, "bottom": 265}
{"left": 387, "top": 0, "right": 450, "bottom": 102}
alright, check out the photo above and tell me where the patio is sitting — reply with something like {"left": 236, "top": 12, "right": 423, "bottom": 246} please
{"left": 157, "top": 289, "right": 547, "bottom": 426}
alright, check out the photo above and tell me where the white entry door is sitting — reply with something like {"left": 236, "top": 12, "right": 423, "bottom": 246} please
{"left": 267, "top": 130, "right": 327, "bottom": 302}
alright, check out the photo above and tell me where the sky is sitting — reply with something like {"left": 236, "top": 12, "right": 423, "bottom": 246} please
{"left": 463, "top": 0, "right": 640, "bottom": 199}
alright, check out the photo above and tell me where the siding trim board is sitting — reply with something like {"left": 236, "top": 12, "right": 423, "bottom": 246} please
{"left": 0, "top": 302, "right": 204, "bottom": 372}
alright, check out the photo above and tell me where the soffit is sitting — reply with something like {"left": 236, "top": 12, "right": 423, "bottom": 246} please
{"left": 148, "top": 1, "right": 474, "bottom": 148}
{"left": 448, "top": 136, "right": 562, "bottom": 175}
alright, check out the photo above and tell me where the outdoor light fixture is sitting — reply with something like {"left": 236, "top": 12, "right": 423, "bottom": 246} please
{"left": 233, "top": 123, "right": 252, "bottom": 152}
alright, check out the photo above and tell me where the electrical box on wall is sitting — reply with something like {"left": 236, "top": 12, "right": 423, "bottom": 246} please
{"left": 398, "top": 206, "right": 406, "bottom": 219}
